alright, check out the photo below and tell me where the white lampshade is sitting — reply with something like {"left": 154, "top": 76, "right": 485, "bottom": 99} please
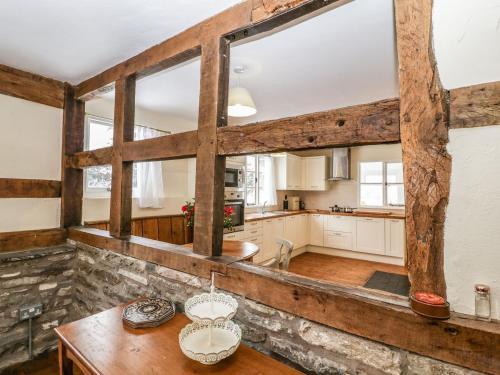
{"left": 228, "top": 87, "right": 257, "bottom": 117}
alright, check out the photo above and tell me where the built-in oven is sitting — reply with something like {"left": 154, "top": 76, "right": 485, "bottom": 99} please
{"left": 224, "top": 196, "right": 245, "bottom": 233}
{"left": 225, "top": 165, "right": 244, "bottom": 191}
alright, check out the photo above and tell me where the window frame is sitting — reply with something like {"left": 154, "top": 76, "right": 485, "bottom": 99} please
{"left": 245, "top": 154, "right": 270, "bottom": 208}
{"left": 358, "top": 161, "right": 405, "bottom": 209}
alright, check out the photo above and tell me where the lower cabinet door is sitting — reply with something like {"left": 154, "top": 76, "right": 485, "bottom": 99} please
{"left": 355, "top": 218, "right": 385, "bottom": 255}
{"left": 324, "top": 231, "right": 353, "bottom": 250}
{"left": 385, "top": 219, "right": 405, "bottom": 258}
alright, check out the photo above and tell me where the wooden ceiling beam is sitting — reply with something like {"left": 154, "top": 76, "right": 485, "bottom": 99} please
{"left": 0, "top": 178, "right": 61, "bottom": 198}
{"left": 122, "top": 131, "right": 198, "bottom": 162}
{"left": 218, "top": 98, "right": 400, "bottom": 155}
{"left": 449, "top": 81, "right": 500, "bottom": 129}
{"left": 65, "top": 147, "right": 113, "bottom": 169}
{"left": 0, "top": 64, "right": 65, "bottom": 108}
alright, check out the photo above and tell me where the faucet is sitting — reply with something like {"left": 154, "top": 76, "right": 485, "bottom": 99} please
{"left": 261, "top": 201, "right": 268, "bottom": 214}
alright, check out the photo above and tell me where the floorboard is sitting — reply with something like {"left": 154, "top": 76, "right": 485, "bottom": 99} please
{"left": 288, "top": 252, "right": 407, "bottom": 288}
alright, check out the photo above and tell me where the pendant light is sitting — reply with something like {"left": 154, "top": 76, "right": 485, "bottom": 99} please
{"left": 228, "top": 66, "right": 257, "bottom": 118}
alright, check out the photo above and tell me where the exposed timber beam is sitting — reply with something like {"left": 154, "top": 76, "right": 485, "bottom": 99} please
{"left": 109, "top": 76, "right": 136, "bottom": 239}
{"left": 122, "top": 131, "right": 198, "bottom": 162}
{"left": 192, "top": 37, "right": 230, "bottom": 256}
{"left": 0, "top": 178, "right": 61, "bottom": 198}
{"left": 65, "top": 147, "right": 113, "bottom": 169}
{"left": 394, "top": 0, "right": 450, "bottom": 297}
{"left": 449, "top": 81, "right": 500, "bottom": 129}
{"left": 60, "top": 84, "right": 85, "bottom": 228}
{"left": 0, "top": 228, "right": 67, "bottom": 253}
{"left": 218, "top": 98, "right": 400, "bottom": 155}
{"left": 0, "top": 64, "right": 65, "bottom": 108}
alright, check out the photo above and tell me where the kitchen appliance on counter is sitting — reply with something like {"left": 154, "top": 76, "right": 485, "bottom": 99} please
{"left": 329, "top": 205, "right": 356, "bottom": 213}
{"left": 225, "top": 164, "right": 244, "bottom": 192}
{"left": 289, "top": 196, "right": 300, "bottom": 211}
{"left": 224, "top": 192, "right": 245, "bottom": 233}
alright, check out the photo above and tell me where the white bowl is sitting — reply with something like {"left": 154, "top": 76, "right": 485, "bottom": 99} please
{"left": 179, "top": 320, "right": 242, "bottom": 365}
{"left": 184, "top": 292, "right": 238, "bottom": 324}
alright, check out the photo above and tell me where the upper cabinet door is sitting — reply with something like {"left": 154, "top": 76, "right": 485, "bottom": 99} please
{"left": 304, "top": 156, "right": 327, "bottom": 191}
{"left": 286, "top": 154, "right": 303, "bottom": 190}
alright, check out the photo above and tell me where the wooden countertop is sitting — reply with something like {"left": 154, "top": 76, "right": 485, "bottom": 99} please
{"left": 55, "top": 305, "right": 302, "bottom": 375}
{"left": 245, "top": 209, "right": 405, "bottom": 222}
{"left": 183, "top": 240, "right": 259, "bottom": 260}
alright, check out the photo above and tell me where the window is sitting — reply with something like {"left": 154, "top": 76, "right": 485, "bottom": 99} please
{"left": 84, "top": 115, "right": 168, "bottom": 196}
{"left": 245, "top": 155, "right": 277, "bottom": 207}
{"left": 359, "top": 162, "right": 404, "bottom": 208}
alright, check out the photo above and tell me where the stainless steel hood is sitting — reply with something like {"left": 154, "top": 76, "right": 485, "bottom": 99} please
{"left": 328, "top": 147, "right": 350, "bottom": 180}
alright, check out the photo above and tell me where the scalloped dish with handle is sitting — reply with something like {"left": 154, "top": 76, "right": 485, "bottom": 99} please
{"left": 184, "top": 292, "right": 238, "bottom": 324}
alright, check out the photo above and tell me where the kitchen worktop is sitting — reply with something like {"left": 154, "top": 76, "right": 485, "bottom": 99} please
{"left": 245, "top": 209, "right": 405, "bottom": 222}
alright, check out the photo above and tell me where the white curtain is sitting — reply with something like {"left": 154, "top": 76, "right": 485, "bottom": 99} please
{"left": 136, "top": 127, "right": 165, "bottom": 208}
{"left": 260, "top": 156, "right": 277, "bottom": 206}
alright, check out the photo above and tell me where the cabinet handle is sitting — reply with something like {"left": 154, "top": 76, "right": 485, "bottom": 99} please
{"left": 250, "top": 230, "right": 259, "bottom": 234}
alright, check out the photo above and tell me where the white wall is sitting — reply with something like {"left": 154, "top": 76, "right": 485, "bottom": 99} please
{"left": 276, "top": 144, "right": 403, "bottom": 211}
{"left": 83, "top": 98, "right": 197, "bottom": 222}
{"left": 434, "top": 0, "right": 500, "bottom": 319}
{"left": 0, "top": 94, "right": 62, "bottom": 231}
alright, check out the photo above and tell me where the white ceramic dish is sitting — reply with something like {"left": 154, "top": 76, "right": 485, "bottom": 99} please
{"left": 184, "top": 292, "right": 238, "bottom": 324}
{"left": 179, "top": 320, "right": 242, "bottom": 365}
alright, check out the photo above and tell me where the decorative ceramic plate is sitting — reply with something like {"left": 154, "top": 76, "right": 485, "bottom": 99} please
{"left": 179, "top": 320, "right": 242, "bottom": 365}
{"left": 184, "top": 292, "right": 238, "bottom": 324}
{"left": 122, "top": 298, "right": 175, "bottom": 328}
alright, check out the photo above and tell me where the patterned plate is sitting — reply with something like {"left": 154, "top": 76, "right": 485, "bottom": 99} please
{"left": 122, "top": 298, "right": 175, "bottom": 329}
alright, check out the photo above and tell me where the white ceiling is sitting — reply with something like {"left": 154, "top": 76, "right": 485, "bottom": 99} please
{"left": 102, "top": 0, "right": 399, "bottom": 124}
{"left": 0, "top": 0, "right": 240, "bottom": 83}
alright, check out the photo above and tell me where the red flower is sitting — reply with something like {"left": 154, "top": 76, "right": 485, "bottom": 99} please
{"left": 181, "top": 205, "right": 188, "bottom": 212}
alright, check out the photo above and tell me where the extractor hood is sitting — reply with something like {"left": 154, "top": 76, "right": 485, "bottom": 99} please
{"left": 329, "top": 148, "right": 350, "bottom": 180}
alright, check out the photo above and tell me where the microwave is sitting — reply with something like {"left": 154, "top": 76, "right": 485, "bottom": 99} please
{"left": 225, "top": 166, "right": 244, "bottom": 191}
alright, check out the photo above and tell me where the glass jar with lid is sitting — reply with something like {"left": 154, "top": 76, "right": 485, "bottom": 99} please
{"left": 474, "top": 284, "right": 491, "bottom": 321}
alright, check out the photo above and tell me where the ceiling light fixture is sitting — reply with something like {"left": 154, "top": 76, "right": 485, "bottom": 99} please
{"left": 228, "top": 66, "right": 257, "bottom": 118}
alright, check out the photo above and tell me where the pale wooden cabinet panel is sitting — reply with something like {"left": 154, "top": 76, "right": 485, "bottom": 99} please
{"left": 324, "top": 231, "right": 353, "bottom": 250}
{"left": 325, "top": 215, "right": 355, "bottom": 233}
{"left": 385, "top": 219, "right": 406, "bottom": 258}
{"left": 297, "top": 214, "right": 309, "bottom": 248}
{"left": 284, "top": 215, "right": 298, "bottom": 247}
{"left": 304, "top": 156, "right": 327, "bottom": 191}
{"left": 355, "top": 217, "right": 385, "bottom": 255}
{"left": 260, "top": 217, "right": 285, "bottom": 263}
{"left": 309, "top": 214, "right": 324, "bottom": 246}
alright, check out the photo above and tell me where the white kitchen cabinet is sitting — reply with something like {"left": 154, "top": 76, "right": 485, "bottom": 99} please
{"left": 274, "top": 153, "right": 303, "bottom": 190}
{"left": 325, "top": 215, "right": 355, "bottom": 233}
{"left": 304, "top": 156, "right": 327, "bottom": 191}
{"left": 260, "top": 217, "right": 285, "bottom": 263}
{"left": 297, "top": 214, "right": 309, "bottom": 248}
{"left": 309, "top": 214, "right": 324, "bottom": 246}
{"left": 355, "top": 218, "right": 385, "bottom": 255}
{"left": 324, "top": 231, "right": 353, "bottom": 250}
{"left": 274, "top": 153, "right": 327, "bottom": 191}
{"left": 385, "top": 219, "right": 406, "bottom": 258}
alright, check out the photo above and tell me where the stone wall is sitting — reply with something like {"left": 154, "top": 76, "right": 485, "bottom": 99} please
{"left": 0, "top": 245, "right": 75, "bottom": 371}
{"left": 72, "top": 241, "right": 483, "bottom": 375}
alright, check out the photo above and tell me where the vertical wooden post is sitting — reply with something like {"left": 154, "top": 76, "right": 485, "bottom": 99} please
{"left": 394, "top": 0, "right": 451, "bottom": 297}
{"left": 61, "top": 84, "right": 85, "bottom": 228}
{"left": 193, "top": 37, "right": 230, "bottom": 256}
{"left": 109, "top": 76, "right": 136, "bottom": 238}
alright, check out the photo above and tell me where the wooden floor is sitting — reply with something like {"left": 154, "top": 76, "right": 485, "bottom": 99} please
{"left": 288, "top": 252, "right": 407, "bottom": 287}
{"left": 2, "top": 351, "right": 82, "bottom": 375}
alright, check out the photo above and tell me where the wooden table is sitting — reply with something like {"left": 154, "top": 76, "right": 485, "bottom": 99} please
{"left": 183, "top": 240, "right": 259, "bottom": 261}
{"left": 55, "top": 305, "right": 301, "bottom": 375}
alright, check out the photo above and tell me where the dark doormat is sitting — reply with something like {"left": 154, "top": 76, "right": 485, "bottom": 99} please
{"left": 363, "top": 271, "right": 410, "bottom": 296}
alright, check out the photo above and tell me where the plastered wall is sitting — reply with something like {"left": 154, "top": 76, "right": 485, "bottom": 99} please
{"left": 0, "top": 94, "right": 62, "bottom": 231}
